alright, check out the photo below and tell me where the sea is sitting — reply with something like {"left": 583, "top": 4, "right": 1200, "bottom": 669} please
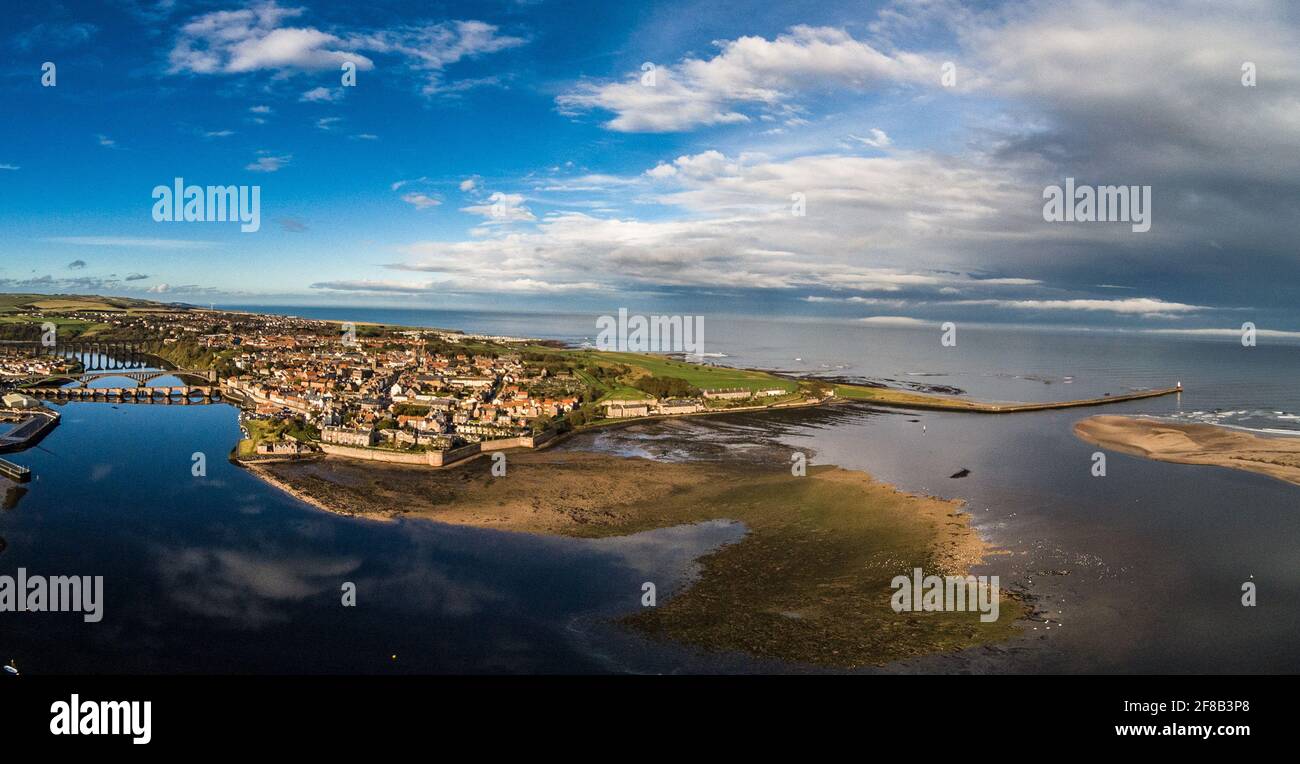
{"left": 1, "top": 307, "right": 1297, "bottom": 674}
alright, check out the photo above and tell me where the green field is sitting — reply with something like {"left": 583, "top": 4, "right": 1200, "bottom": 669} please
{"left": 579, "top": 350, "right": 796, "bottom": 392}
{"left": 596, "top": 386, "right": 654, "bottom": 402}
{"left": 0, "top": 293, "right": 183, "bottom": 313}
{"left": 516, "top": 344, "right": 800, "bottom": 405}
{"left": 0, "top": 315, "right": 113, "bottom": 341}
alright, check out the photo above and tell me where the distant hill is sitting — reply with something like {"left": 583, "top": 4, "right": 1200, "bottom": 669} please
{"left": 0, "top": 293, "right": 195, "bottom": 313}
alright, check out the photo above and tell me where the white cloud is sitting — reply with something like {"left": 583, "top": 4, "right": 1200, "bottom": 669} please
{"left": 168, "top": 2, "right": 372, "bottom": 74}
{"left": 400, "top": 192, "right": 441, "bottom": 210}
{"left": 245, "top": 153, "right": 291, "bottom": 172}
{"left": 309, "top": 279, "right": 432, "bottom": 294}
{"left": 459, "top": 178, "right": 476, "bottom": 192}
{"left": 645, "top": 150, "right": 740, "bottom": 180}
{"left": 557, "top": 25, "right": 937, "bottom": 132}
{"left": 858, "top": 316, "right": 930, "bottom": 326}
{"left": 462, "top": 191, "right": 534, "bottom": 223}
{"left": 352, "top": 20, "right": 525, "bottom": 95}
{"left": 849, "top": 128, "right": 892, "bottom": 148}
{"left": 300, "top": 86, "right": 341, "bottom": 102}
{"left": 951, "top": 298, "right": 1206, "bottom": 315}
{"left": 168, "top": 5, "right": 522, "bottom": 97}
{"left": 310, "top": 1, "right": 1300, "bottom": 319}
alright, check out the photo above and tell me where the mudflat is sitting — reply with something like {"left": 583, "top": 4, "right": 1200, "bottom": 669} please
{"left": 1074, "top": 414, "right": 1300, "bottom": 488}
{"left": 251, "top": 448, "right": 1022, "bottom": 668}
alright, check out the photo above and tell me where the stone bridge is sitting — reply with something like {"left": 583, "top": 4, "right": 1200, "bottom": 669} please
{"left": 23, "top": 386, "right": 220, "bottom": 403}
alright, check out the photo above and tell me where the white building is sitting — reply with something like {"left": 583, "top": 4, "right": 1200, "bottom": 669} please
{"left": 1, "top": 392, "right": 43, "bottom": 410}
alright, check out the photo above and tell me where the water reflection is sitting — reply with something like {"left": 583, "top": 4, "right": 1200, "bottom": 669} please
{"left": 0, "top": 400, "right": 751, "bottom": 674}
{"left": 2, "top": 485, "right": 24, "bottom": 511}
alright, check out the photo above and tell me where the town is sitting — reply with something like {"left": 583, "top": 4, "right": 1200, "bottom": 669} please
{"left": 2, "top": 296, "right": 1177, "bottom": 472}
{"left": 0, "top": 297, "right": 821, "bottom": 470}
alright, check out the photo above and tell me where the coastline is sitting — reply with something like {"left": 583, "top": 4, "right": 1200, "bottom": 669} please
{"left": 241, "top": 461, "right": 397, "bottom": 521}
{"left": 1074, "top": 414, "right": 1300, "bottom": 488}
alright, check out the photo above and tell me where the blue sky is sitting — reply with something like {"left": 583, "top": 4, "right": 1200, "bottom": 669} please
{"left": 3, "top": 0, "right": 1300, "bottom": 334}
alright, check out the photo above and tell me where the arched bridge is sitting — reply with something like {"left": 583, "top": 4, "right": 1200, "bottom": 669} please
{"left": 26, "top": 368, "right": 218, "bottom": 387}
{"left": 22, "top": 385, "right": 221, "bottom": 403}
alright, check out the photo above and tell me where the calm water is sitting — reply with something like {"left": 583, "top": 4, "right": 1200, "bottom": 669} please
{"left": 2, "top": 311, "right": 1298, "bottom": 673}
{"left": 1, "top": 400, "right": 751, "bottom": 674}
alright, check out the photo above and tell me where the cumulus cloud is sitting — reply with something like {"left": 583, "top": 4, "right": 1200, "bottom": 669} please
{"left": 134, "top": 0, "right": 1300, "bottom": 324}
{"left": 645, "top": 150, "right": 740, "bottom": 180}
{"left": 542, "top": 0, "right": 1300, "bottom": 317}
{"left": 364, "top": 128, "right": 1275, "bottom": 325}
{"left": 168, "top": 2, "right": 372, "bottom": 73}
{"left": 557, "top": 25, "right": 938, "bottom": 132}
{"left": 167, "top": 3, "right": 522, "bottom": 95}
